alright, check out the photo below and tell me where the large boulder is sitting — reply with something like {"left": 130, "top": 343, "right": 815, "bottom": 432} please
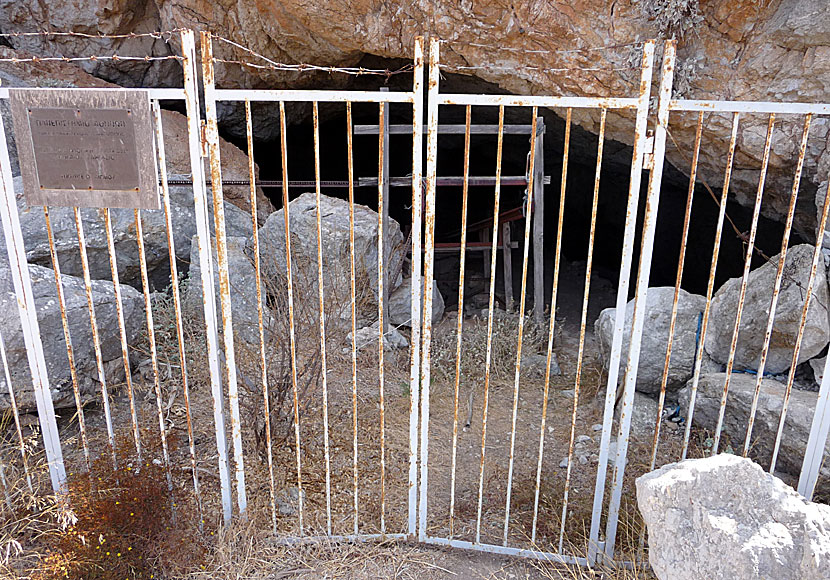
{"left": 184, "top": 235, "right": 272, "bottom": 347}
{"left": 388, "top": 277, "right": 444, "bottom": 327}
{"left": 595, "top": 287, "right": 706, "bottom": 395}
{"left": 1, "top": 176, "right": 253, "bottom": 290}
{"left": 677, "top": 372, "right": 827, "bottom": 478}
{"left": 0, "top": 263, "right": 144, "bottom": 412}
{"left": 705, "top": 244, "right": 830, "bottom": 374}
{"left": 637, "top": 454, "right": 830, "bottom": 580}
{"left": 256, "top": 192, "right": 405, "bottom": 327}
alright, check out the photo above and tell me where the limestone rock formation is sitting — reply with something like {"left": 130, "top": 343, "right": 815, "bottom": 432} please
{"left": 255, "top": 192, "right": 405, "bottom": 328}
{"left": 595, "top": 286, "right": 706, "bottom": 395}
{"left": 0, "top": 263, "right": 144, "bottom": 412}
{"left": 388, "top": 277, "right": 445, "bottom": 328}
{"left": 705, "top": 244, "right": 830, "bottom": 374}
{"left": 637, "top": 454, "right": 830, "bottom": 580}
{"left": 677, "top": 372, "right": 827, "bottom": 478}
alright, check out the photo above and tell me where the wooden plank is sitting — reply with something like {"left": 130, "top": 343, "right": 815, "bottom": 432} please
{"left": 533, "top": 117, "right": 545, "bottom": 323}
{"left": 502, "top": 221, "right": 514, "bottom": 310}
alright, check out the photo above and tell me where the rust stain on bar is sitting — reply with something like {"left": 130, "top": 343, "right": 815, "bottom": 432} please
{"left": 559, "top": 108, "right": 606, "bottom": 553}
{"left": 475, "top": 104, "right": 505, "bottom": 545}
{"left": 377, "top": 101, "right": 387, "bottom": 535}
{"left": 531, "top": 107, "right": 571, "bottom": 545}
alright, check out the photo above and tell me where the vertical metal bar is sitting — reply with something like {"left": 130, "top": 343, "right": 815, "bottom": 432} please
{"left": 604, "top": 41, "right": 675, "bottom": 562}
{"left": 135, "top": 209, "right": 175, "bottom": 504}
{"left": 244, "top": 101, "right": 276, "bottom": 532}
{"left": 153, "top": 100, "right": 203, "bottom": 524}
{"left": 0, "top": 328, "right": 33, "bottom": 491}
{"left": 532, "top": 118, "right": 545, "bottom": 324}
{"left": 588, "top": 40, "right": 654, "bottom": 563}
{"left": 180, "top": 29, "right": 232, "bottom": 525}
{"left": 408, "top": 36, "right": 424, "bottom": 540}
{"left": 419, "top": 37, "right": 440, "bottom": 542}
{"left": 377, "top": 101, "right": 387, "bottom": 536}
{"left": 312, "top": 101, "right": 333, "bottom": 536}
{"left": 782, "top": 184, "right": 830, "bottom": 479}
{"left": 475, "top": 104, "right": 505, "bottom": 545}
{"left": 102, "top": 208, "right": 142, "bottom": 459}
{"left": 712, "top": 113, "right": 776, "bottom": 455}
{"left": 280, "top": 100, "right": 305, "bottom": 534}
{"left": 201, "top": 31, "right": 247, "bottom": 518}
{"left": 744, "top": 115, "right": 811, "bottom": 456}
{"left": 531, "top": 108, "right": 571, "bottom": 545}
{"left": 681, "top": 112, "right": 741, "bottom": 459}
{"left": 0, "top": 102, "right": 66, "bottom": 493}
{"left": 346, "top": 102, "right": 360, "bottom": 536}
{"left": 74, "top": 210, "right": 117, "bottom": 469}
{"left": 449, "top": 104, "right": 472, "bottom": 539}
{"left": 559, "top": 109, "right": 606, "bottom": 554}
{"left": 503, "top": 110, "right": 538, "bottom": 546}
{"left": 381, "top": 87, "right": 391, "bottom": 323}
{"left": 43, "top": 207, "right": 89, "bottom": 474}
{"left": 647, "top": 112, "right": 703, "bottom": 473}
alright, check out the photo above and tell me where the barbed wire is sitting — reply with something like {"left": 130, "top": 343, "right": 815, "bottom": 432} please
{"left": 0, "top": 55, "right": 183, "bottom": 64}
{"left": 446, "top": 39, "right": 645, "bottom": 57}
{"left": 439, "top": 63, "right": 636, "bottom": 74}
{"left": 0, "top": 29, "right": 183, "bottom": 41}
{"left": 213, "top": 35, "right": 415, "bottom": 77}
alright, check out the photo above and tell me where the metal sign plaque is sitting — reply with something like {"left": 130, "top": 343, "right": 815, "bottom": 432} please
{"left": 9, "top": 89, "right": 159, "bottom": 209}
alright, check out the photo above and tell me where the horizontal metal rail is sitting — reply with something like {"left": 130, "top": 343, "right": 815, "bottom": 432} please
{"left": 163, "top": 176, "right": 550, "bottom": 188}
{"left": 437, "top": 93, "right": 639, "bottom": 109}
{"left": 424, "top": 537, "right": 588, "bottom": 566}
{"left": 671, "top": 99, "right": 830, "bottom": 114}
{"left": 354, "top": 123, "right": 545, "bottom": 135}
{"left": 212, "top": 88, "right": 414, "bottom": 103}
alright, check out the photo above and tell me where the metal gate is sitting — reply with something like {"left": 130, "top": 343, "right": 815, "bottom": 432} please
{"left": 2, "top": 29, "right": 830, "bottom": 571}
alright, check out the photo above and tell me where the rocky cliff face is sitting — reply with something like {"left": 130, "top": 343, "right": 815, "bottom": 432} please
{"left": 1, "top": 1, "right": 830, "bottom": 238}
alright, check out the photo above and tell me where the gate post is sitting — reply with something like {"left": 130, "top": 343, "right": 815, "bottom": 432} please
{"left": 588, "top": 39, "right": 656, "bottom": 565}
{"left": 418, "top": 36, "right": 440, "bottom": 542}
{"left": 180, "top": 29, "right": 234, "bottom": 525}
{"left": 602, "top": 40, "right": 676, "bottom": 563}
{"left": 0, "top": 100, "right": 66, "bottom": 494}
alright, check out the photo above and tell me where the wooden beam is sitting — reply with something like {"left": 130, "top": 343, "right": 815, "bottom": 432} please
{"left": 502, "top": 221, "right": 514, "bottom": 310}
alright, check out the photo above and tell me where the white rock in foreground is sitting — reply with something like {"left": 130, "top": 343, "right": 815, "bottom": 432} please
{"left": 637, "top": 454, "right": 830, "bottom": 580}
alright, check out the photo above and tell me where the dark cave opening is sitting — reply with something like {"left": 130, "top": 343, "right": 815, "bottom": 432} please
{"left": 216, "top": 70, "right": 806, "bottom": 317}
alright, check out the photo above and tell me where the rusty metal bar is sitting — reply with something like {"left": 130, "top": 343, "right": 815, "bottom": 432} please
{"left": 419, "top": 37, "right": 440, "bottom": 542}
{"left": 377, "top": 101, "right": 387, "bottom": 535}
{"left": 42, "top": 207, "right": 89, "bottom": 475}
{"left": 682, "top": 112, "right": 741, "bottom": 459}
{"left": 346, "top": 101, "right": 360, "bottom": 536}
{"left": 605, "top": 41, "right": 675, "bottom": 562}
{"left": 279, "top": 100, "right": 305, "bottom": 534}
{"left": 713, "top": 113, "right": 776, "bottom": 455}
{"left": 449, "top": 104, "right": 472, "bottom": 539}
{"left": 503, "top": 109, "right": 538, "bottom": 546}
{"left": 408, "top": 36, "right": 424, "bottom": 539}
{"left": 560, "top": 108, "right": 607, "bottom": 554}
{"left": 102, "top": 207, "right": 142, "bottom": 459}
{"left": 589, "top": 40, "right": 654, "bottom": 564}
{"left": 744, "top": 114, "right": 811, "bottom": 456}
{"left": 135, "top": 209, "right": 175, "bottom": 504}
{"left": 0, "top": 81, "right": 67, "bottom": 493}
{"left": 202, "top": 31, "right": 248, "bottom": 518}
{"left": 74, "top": 210, "right": 117, "bottom": 469}
{"left": 0, "top": 328, "right": 33, "bottom": 491}
{"left": 244, "top": 100, "right": 276, "bottom": 532}
{"left": 476, "top": 103, "right": 505, "bottom": 545}
{"left": 797, "top": 178, "right": 830, "bottom": 496}
{"left": 181, "top": 29, "right": 232, "bottom": 524}
{"left": 312, "top": 101, "right": 334, "bottom": 536}
{"left": 153, "top": 99, "right": 203, "bottom": 524}
{"left": 647, "top": 112, "right": 703, "bottom": 474}
{"left": 531, "top": 107, "right": 571, "bottom": 545}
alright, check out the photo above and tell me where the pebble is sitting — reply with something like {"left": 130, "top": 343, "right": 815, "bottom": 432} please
{"left": 592, "top": 423, "right": 603, "bottom": 431}
{"left": 576, "top": 435, "right": 592, "bottom": 444}
{"left": 561, "top": 389, "right": 575, "bottom": 398}
{"left": 559, "top": 457, "right": 569, "bottom": 468}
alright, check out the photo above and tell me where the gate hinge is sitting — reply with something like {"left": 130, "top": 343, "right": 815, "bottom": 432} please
{"left": 199, "top": 120, "right": 209, "bottom": 158}
{"left": 643, "top": 129, "right": 655, "bottom": 170}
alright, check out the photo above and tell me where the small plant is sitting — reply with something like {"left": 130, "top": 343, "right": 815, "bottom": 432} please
{"left": 639, "top": 0, "right": 704, "bottom": 39}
